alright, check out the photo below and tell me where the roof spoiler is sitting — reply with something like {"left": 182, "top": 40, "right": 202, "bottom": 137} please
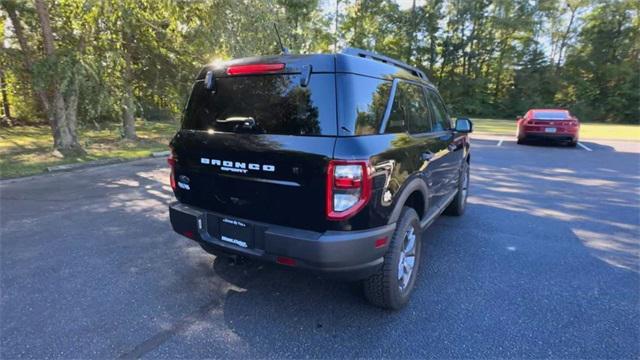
{"left": 341, "top": 48, "right": 428, "bottom": 81}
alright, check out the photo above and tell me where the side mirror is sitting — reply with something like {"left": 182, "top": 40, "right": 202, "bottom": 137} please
{"left": 455, "top": 118, "right": 473, "bottom": 133}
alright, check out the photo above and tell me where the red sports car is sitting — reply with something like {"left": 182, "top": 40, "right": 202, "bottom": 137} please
{"left": 516, "top": 109, "right": 580, "bottom": 146}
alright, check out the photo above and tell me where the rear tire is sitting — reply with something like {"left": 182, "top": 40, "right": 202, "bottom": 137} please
{"left": 363, "top": 207, "right": 422, "bottom": 310}
{"left": 517, "top": 138, "right": 525, "bottom": 145}
{"left": 568, "top": 140, "right": 577, "bottom": 147}
{"left": 444, "top": 160, "right": 469, "bottom": 216}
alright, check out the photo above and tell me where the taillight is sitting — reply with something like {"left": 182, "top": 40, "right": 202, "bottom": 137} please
{"left": 168, "top": 146, "right": 177, "bottom": 190}
{"left": 226, "top": 63, "right": 285, "bottom": 76}
{"left": 326, "top": 160, "right": 372, "bottom": 221}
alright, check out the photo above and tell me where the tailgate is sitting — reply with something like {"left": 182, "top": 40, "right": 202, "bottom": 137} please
{"left": 172, "top": 132, "right": 335, "bottom": 232}
{"left": 171, "top": 65, "right": 337, "bottom": 232}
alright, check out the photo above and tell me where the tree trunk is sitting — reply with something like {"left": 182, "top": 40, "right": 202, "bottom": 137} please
{"left": 52, "top": 91, "right": 75, "bottom": 150}
{"left": 3, "top": 0, "right": 51, "bottom": 119}
{"left": 0, "top": 14, "right": 12, "bottom": 122}
{"left": 555, "top": 5, "right": 578, "bottom": 70}
{"left": 493, "top": 41, "right": 507, "bottom": 102}
{"left": 122, "top": 89, "right": 137, "bottom": 140}
{"left": 65, "top": 72, "right": 80, "bottom": 145}
{"left": 466, "top": 11, "right": 481, "bottom": 77}
{"left": 64, "top": 35, "right": 87, "bottom": 146}
{"left": 429, "top": 33, "right": 437, "bottom": 72}
{"left": 0, "top": 69, "right": 11, "bottom": 120}
{"left": 405, "top": 0, "right": 417, "bottom": 61}
{"left": 122, "top": 48, "right": 137, "bottom": 140}
{"left": 34, "top": 0, "right": 81, "bottom": 153}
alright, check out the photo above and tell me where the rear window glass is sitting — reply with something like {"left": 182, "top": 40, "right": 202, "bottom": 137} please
{"left": 532, "top": 111, "right": 569, "bottom": 120}
{"left": 337, "top": 74, "right": 392, "bottom": 135}
{"left": 182, "top": 74, "right": 336, "bottom": 135}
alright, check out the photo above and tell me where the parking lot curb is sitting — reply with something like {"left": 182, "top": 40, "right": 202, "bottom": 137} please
{"left": 1, "top": 155, "right": 166, "bottom": 184}
{"left": 151, "top": 150, "right": 170, "bottom": 157}
{"left": 46, "top": 158, "right": 126, "bottom": 173}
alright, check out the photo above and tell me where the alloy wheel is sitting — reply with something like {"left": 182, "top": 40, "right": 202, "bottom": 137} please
{"left": 398, "top": 226, "right": 417, "bottom": 292}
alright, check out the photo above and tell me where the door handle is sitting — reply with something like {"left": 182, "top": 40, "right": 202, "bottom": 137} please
{"left": 420, "top": 151, "right": 434, "bottom": 161}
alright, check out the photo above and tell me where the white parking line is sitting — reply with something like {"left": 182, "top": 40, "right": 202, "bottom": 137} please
{"left": 497, "top": 138, "right": 504, "bottom": 147}
{"left": 577, "top": 142, "right": 593, "bottom": 152}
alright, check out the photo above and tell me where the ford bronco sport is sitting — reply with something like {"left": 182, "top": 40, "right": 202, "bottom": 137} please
{"left": 169, "top": 48, "right": 472, "bottom": 309}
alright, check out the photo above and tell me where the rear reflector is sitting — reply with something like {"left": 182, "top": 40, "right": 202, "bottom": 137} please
{"left": 226, "top": 63, "right": 285, "bottom": 76}
{"left": 276, "top": 256, "right": 296, "bottom": 266}
{"left": 170, "top": 169, "right": 176, "bottom": 190}
{"left": 374, "top": 237, "right": 388, "bottom": 248}
{"left": 168, "top": 147, "right": 177, "bottom": 190}
{"left": 182, "top": 230, "right": 194, "bottom": 239}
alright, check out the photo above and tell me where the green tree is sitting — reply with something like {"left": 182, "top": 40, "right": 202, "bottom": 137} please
{"left": 1, "top": 0, "right": 638, "bottom": 155}
{"left": 561, "top": 0, "right": 639, "bottom": 122}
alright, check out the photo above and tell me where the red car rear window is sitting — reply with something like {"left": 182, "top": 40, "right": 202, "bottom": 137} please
{"left": 532, "top": 111, "right": 569, "bottom": 120}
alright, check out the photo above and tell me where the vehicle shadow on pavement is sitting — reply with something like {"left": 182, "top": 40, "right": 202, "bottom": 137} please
{"left": 194, "top": 197, "right": 638, "bottom": 358}
{"left": 187, "top": 148, "right": 640, "bottom": 358}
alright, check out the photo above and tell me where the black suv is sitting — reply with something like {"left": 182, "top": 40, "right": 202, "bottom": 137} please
{"left": 169, "top": 48, "right": 472, "bottom": 309}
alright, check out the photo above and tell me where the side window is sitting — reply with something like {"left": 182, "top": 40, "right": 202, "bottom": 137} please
{"left": 406, "top": 85, "right": 431, "bottom": 134}
{"left": 336, "top": 74, "right": 392, "bottom": 135}
{"left": 427, "top": 89, "right": 451, "bottom": 132}
{"left": 385, "top": 84, "right": 407, "bottom": 133}
{"left": 385, "top": 82, "right": 431, "bottom": 134}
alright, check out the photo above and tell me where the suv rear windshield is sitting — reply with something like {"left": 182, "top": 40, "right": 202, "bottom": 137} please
{"left": 182, "top": 74, "right": 337, "bottom": 135}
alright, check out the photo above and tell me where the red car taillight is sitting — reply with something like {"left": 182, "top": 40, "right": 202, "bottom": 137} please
{"left": 168, "top": 146, "right": 177, "bottom": 190}
{"left": 326, "top": 160, "right": 372, "bottom": 221}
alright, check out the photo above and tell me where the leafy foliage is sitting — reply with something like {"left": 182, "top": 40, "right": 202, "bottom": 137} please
{"left": 0, "top": 0, "right": 637, "bottom": 152}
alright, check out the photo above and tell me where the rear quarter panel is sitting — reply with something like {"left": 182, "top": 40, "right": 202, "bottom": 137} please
{"left": 332, "top": 134, "right": 424, "bottom": 231}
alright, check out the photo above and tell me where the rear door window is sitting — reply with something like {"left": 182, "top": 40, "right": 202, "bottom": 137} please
{"left": 183, "top": 74, "right": 337, "bottom": 135}
{"left": 426, "top": 89, "right": 451, "bottom": 132}
{"left": 384, "top": 81, "right": 431, "bottom": 134}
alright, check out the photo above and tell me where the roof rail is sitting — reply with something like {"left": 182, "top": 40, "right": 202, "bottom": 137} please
{"left": 341, "top": 47, "right": 428, "bottom": 81}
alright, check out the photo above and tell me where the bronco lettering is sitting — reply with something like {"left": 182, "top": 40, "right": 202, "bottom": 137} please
{"left": 200, "top": 157, "right": 275, "bottom": 173}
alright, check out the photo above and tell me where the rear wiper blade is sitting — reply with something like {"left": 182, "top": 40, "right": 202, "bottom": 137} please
{"left": 216, "top": 117, "right": 264, "bottom": 133}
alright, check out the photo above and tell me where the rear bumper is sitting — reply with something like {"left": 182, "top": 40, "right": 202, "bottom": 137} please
{"left": 520, "top": 131, "right": 578, "bottom": 142}
{"left": 169, "top": 202, "right": 395, "bottom": 280}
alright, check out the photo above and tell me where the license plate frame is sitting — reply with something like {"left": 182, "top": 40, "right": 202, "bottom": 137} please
{"left": 219, "top": 217, "right": 254, "bottom": 249}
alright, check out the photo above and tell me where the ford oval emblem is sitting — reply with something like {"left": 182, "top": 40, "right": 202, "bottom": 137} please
{"left": 178, "top": 175, "right": 190, "bottom": 184}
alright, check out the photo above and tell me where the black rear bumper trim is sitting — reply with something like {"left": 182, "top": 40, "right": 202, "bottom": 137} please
{"left": 169, "top": 202, "right": 395, "bottom": 279}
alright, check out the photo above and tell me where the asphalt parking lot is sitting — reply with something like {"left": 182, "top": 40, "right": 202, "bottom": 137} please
{"left": 1, "top": 136, "right": 639, "bottom": 359}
